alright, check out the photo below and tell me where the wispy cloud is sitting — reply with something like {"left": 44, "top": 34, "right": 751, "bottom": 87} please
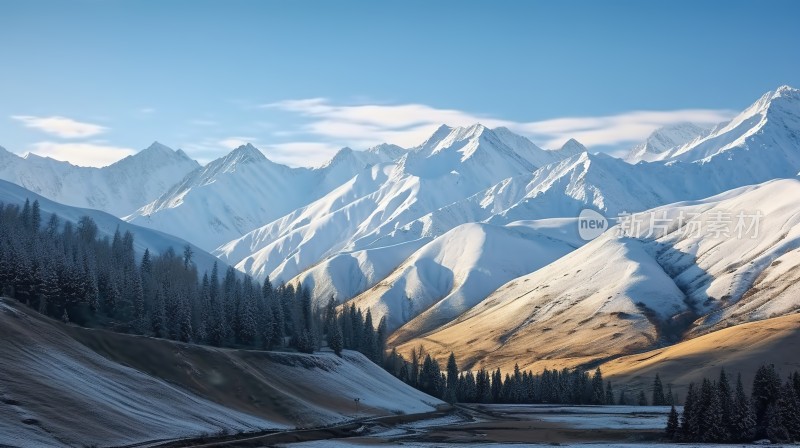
{"left": 509, "top": 109, "right": 736, "bottom": 149}
{"left": 185, "top": 137, "right": 339, "bottom": 167}
{"left": 26, "top": 141, "right": 136, "bottom": 167}
{"left": 218, "top": 136, "right": 257, "bottom": 149}
{"left": 11, "top": 115, "right": 107, "bottom": 138}
{"left": 261, "top": 142, "right": 343, "bottom": 167}
{"left": 262, "top": 98, "right": 736, "bottom": 151}
{"left": 139, "top": 107, "right": 156, "bottom": 114}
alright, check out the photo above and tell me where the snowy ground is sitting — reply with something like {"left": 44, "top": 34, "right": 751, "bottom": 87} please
{"left": 491, "top": 404, "right": 676, "bottom": 430}
{"left": 279, "top": 404, "right": 684, "bottom": 447}
{"left": 283, "top": 443, "right": 760, "bottom": 448}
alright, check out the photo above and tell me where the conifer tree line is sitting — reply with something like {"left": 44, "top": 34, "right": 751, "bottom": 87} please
{"left": 380, "top": 348, "right": 655, "bottom": 406}
{"left": 0, "top": 199, "right": 331, "bottom": 352}
{"left": 323, "top": 299, "right": 387, "bottom": 363}
{"left": 665, "top": 365, "right": 800, "bottom": 443}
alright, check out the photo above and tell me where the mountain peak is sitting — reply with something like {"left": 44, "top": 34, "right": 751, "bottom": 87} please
{"left": 559, "top": 138, "right": 588, "bottom": 155}
{"left": 367, "top": 143, "right": 406, "bottom": 160}
{"left": 774, "top": 84, "right": 799, "bottom": 97}
{"left": 464, "top": 123, "right": 488, "bottom": 134}
{"left": 325, "top": 146, "right": 355, "bottom": 165}
{"left": 109, "top": 141, "right": 197, "bottom": 169}
{"left": 142, "top": 141, "right": 174, "bottom": 154}
{"left": 417, "top": 124, "right": 455, "bottom": 151}
{"left": 227, "top": 143, "right": 267, "bottom": 164}
{"left": 625, "top": 123, "right": 709, "bottom": 163}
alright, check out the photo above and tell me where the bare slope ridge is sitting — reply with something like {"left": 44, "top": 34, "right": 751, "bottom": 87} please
{"left": 0, "top": 299, "right": 441, "bottom": 448}
{"left": 601, "top": 313, "right": 800, "bottom": 396}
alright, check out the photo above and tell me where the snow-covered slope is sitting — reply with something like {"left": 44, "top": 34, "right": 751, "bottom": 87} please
{"left": 0, "top": 179, "right": 223, "bottom": 275}
{"left": 0, "top": 299, "right": 277, "bottom": 447}
{"left": 395, "top": 178, "right": 800, "bottom": 371}
{"left": 0, "top": 298, "right": 441, "bottom": 447}
{"left": 0, "top": 142, "right": 199, "bottom": 216}
{"left": 127, "top": 143, "right": 401, "bottom": 251}
{"left": 344, "top": 219, "right": 584, "bottom": 340}
{"left": 625, "top": 122, "right": 710, "bottom": 163}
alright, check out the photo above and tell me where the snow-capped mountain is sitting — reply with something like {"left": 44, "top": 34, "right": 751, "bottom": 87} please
{"left": 126, "top": 143, "right": 401, "bottom": 251}
{"left": 658, "top": 85, "right": 800, "bottom": 164}
{"left": 216, "top": 125, "right": 578, "bottom": 285}
{"left": 394, "top": 178, "right": 800, "bottom": 371}
{"left": 625, "top": 122, "right": 710, "bottom": 163}
{"left": 0, "top": 142, "right": 199, "bottom": 216}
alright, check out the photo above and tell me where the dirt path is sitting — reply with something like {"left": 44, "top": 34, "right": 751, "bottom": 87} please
{"left": 144, "top": 407, "right": 453, "bottom": 448}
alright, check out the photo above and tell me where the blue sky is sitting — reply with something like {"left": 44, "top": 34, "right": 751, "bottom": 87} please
{"left": 1, "top": 0, "right": 799, "bottom": 167}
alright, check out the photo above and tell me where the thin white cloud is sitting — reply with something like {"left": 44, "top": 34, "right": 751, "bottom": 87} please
{"left": 139, "top": 107, "right": 156, "bottom": 114}
{"left": 11, "top": 115, "right": 107, "bottom": 138}
{"left": 26, "top": 141, "right": 136, "bottom": 167}
{"left": 218, "top": 137, "right": 257, "bottom": 149}
{"left": 262, "top": 98, "right": 736, "bottom": 152}
{"left": 509, "top": 109, "right": 736, "bottom": 149}
{"left": 261, "top": 142, "right": 343, "bottom": 167}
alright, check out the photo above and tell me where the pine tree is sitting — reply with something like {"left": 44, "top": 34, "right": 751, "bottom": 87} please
{"left": 666, "top": 384, "right": 675, "bottom": 406}
{"left": 361, "top": 309, "right": 375, "bottom": 361}
{"left": 491, "top": 368, "right": 503, "bottom": 403}
{"left": 330, "top": 320, "right": 344, "bottom": 356}
{"left": 717, "top": 368, "right": 733, "bottom": 441}
{"left": 766, "top": 403, "right": 790, "bottom": 443}
{"left": 778, "top": 380, "right": 800, "bottom": 441}
{"left": 637, "top": 390, "right": 648, "bottom": 406}
{"left": 793, "top": 372, "right": 800, "bottom": 399}
{"left": 410, "top": 348, "right": 420, "bottom": 388}
{"left": 375, "top": 316, "right": 387, "bottom": 364}
{"left": 131, "top": 273, "right": 145, "bottom": 333}
{"left": 151, "top": 290, "right": 167, "bottom": 338}
{"left": 605, "top": 381, "right": 614, "bottom": 406}
{"left": 38, "top": 266, "right": 59, "bottom": 316}
{"left": 238, "top": 284, "right": 257, "bottom": 345}
{"left": 652, "top": 373, "right": 666, "bottom": 406}
{"left": 701, "top": 380, "right": 727, "bottom": 442}
{"left": 591, "top": 367, "right": 604, "bottom": 404}
{"left": 752, "top": 364, "right": 782, "bottom": 438}
{"left": 730, "top": 373, "right": 756, "bottom": 442}
{"left": 177, "top": 296, "right": 193, "bottom": 343}
{"left": 45, "top": 213, "right": 60, "bottom": 237}
{"left": 446, "top": 352, "right": 459, "bottom": 403}
{"left": 31, "top": 200, "right": 41, "bottom": 231}
{"left": 419, "top": 355, "right": 441, "bottom": 398}
{"left": 666, "top": 405, "right": 679, "bottom": 439}
{"left": 476, "top": 369, "right": 491, "bottom": 403}
{"left": 21, "top": 199, "right": 31, "bottom": 229}
{"left": 680, "top": 383, "right": 699, "bottom": 441}
{"left": 182, "top": 244, "right": 193, "bottom": 269}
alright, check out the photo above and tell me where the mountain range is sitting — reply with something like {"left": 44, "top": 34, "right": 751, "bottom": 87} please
{"left": 2, "top": 84, "right": 799, "bottom": 371}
